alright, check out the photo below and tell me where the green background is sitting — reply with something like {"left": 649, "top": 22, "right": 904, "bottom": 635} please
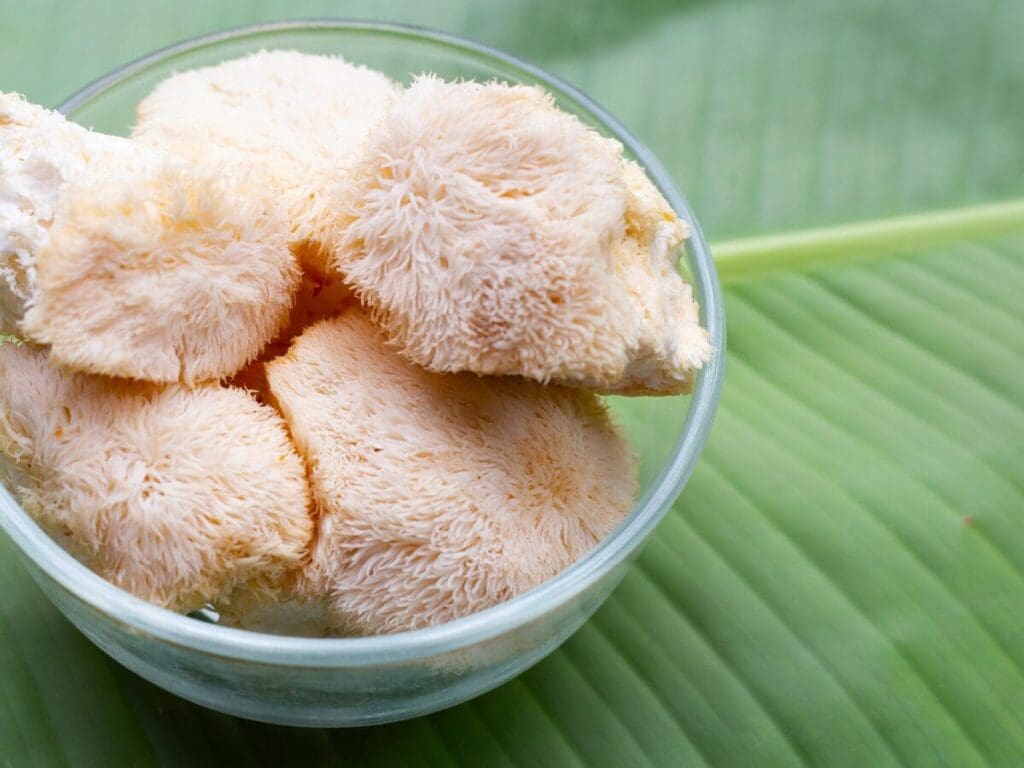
{"left": 3, "top": 1, "right": 1023, "bottom": 766}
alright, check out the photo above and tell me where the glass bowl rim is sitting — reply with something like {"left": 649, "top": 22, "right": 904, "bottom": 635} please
{"left": 0, "top": 19, "right": 725, "bottom": 667}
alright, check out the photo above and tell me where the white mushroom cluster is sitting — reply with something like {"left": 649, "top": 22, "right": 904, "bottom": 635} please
{"left": 132, "top": 49, "right": 399, "bottom": 275}
{"left": 267, "top": 309, "right": 636, "bottom": 634}
{"left": 334, "top": 75, "right": 711, "bottom": 395}
{"left": 1, "top": 93, "right": 299, "bottom": 383}
{"left": 0, "top": 50, "right": 710, "bottom": 633}
{"left": 0, "top": 343, "right": 311, "bottom": 612}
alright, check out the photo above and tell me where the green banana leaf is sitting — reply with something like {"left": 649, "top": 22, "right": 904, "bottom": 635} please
{"left": 2, "top": 1, "right": 1022, "bottom": 765}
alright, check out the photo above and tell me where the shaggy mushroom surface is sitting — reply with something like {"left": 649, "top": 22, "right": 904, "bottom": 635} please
{"left": 1, "top": 92, "right": 299, "bottom": 383}
{"left": 0, "top": 342, "right": 313, "bottom": 611}
{"left": 132, "top": 49, "right": 399, "bottom": 272}
{"left": 267, "top": 309, "right": 637, "bottom": 634}
{"left": 334, "top": 76, "right": 711, "bottom": 395}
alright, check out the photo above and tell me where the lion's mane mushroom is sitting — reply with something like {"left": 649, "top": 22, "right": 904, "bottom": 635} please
{"left": 334, "top": 75, "right": 712, "bottom": 395}
{"left": 0, "top": 342, "right": 313, "bottom": 612}
{"left": 0, "top": 92, "right": 300, "bottom": 383}
{"left": 266, "top": 308, "right": 637, "bottom": 634}
{"left": 132, "top": 50, "right": 400, "bottom": 273}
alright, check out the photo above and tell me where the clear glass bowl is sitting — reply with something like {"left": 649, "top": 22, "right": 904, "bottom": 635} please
{"left": 0, "top": 21, "right": 725, "bottom": 727}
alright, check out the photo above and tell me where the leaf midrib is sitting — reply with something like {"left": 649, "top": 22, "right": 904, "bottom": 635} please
{"left": 711, "top": 198, "right": 1024, "bottom": 282}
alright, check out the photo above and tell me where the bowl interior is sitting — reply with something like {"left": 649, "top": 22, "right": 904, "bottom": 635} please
{"left": 0, "top": 21, "right": 724, "bottom": 658}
